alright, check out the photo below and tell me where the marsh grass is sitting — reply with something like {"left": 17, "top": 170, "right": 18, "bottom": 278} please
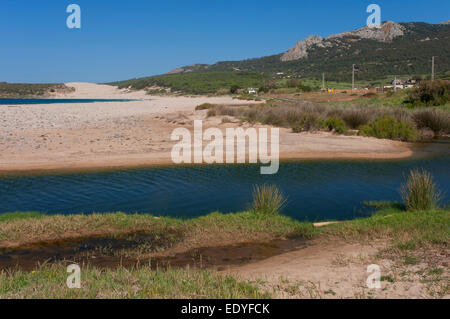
{"left": 413, "top": 109, "right": 450, "bottom": 135}
{"left": 401, "top": 169, "right": 443, "bottom": 211}
{"left": 206, "top": 100, "right": 449, "bottom": 140}
{"left": 0, "top": 210, "right": 314, "bottom": 249}
{"left": 251, "top": 184, "right": 287, "bottom": 215}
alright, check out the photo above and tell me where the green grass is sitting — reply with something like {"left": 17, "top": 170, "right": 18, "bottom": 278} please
{"left": 0, "top": 210, "right": 316, "bottom": 248}
{"left": 0, "top": 265, "right": 269, "bottom": 299}
{"left": 0, "top": 207, "right": 448, "bottom": 299}
{"left": 0, "top": 212, "right": 44, "bottom": 222}
{"left": 319, "top": 208, "right": 449, "bottom": 249}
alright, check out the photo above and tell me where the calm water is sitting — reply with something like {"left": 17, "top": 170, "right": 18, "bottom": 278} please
{"left": 0, "top": 157, "right": 449, "bottom": 221}
{"left": 0, "top": 99, "right": 139, "bottom": 105}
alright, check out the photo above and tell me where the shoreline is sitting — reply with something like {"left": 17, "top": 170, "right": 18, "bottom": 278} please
{"left": 2, "top": 82, "right": 446, "bottom": 177}
{"left": 0, "top": 147, "right": 418, "bottom": 177}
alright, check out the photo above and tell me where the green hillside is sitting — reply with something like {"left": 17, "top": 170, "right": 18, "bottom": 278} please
{"left": 110, "top": 22, "right": 450, "bottom": 94}
{"left": 111, "top": 72, "right": 263, "bottom": 95}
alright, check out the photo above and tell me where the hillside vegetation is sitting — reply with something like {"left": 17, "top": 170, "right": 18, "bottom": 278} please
{"left": 192, "top": 22, "right": 450, "bottom": 82}
{"left": 110, "top": 72, "right": 263, "bottom": 95}
{"left": 0, "top": 83, "right": 72, "bottom": 98}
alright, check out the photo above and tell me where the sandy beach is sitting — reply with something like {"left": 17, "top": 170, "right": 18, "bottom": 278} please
{"left": 0, "top": 83, "right": 414, "bottom": 174}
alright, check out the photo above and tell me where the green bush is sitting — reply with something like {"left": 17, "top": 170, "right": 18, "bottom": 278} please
{"left": 401, "top": 169, "right": 442, "bottom": 211}
{"left": 230, "top": 85, "right": 240, "bottom": 94}
{"left": 406, "top": 80, "right": 450, "bottom": 107}
{"left": 297, "top": 84, "right": 313, "bottom": 92}
{"left": 324, "top": 117, "right": 346, "bottom": 134}
{"left": 359, "top": 115, "right": 419, "bottom": 142}
{"left": 292, "top": 114, "right": 321, "bottom": 133}
{"left": 252, "top": 184, "right": 287, "bottom": 215}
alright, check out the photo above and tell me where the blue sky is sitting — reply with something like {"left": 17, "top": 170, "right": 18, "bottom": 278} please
{"left": 0, "top": 0, "right": 448, "bottom": 83}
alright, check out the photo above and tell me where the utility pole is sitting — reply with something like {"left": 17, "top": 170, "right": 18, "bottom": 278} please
{"left": 352, "top": 64, "right": 355, "bottom": 91}
{"left": 322, "top": 73, "right": 325, "bottom": 91}
{"left": 431, "top": 56, "right": 435, "bottom": 81}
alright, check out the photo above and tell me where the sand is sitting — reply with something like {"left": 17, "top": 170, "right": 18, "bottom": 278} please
{"left": 228, "top": 239, "right": 448, "bottom": 299}
{"left": 0, "top": 82, "right": 413, "bottom": 174}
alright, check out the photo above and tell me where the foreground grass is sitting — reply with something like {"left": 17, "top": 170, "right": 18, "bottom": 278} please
{"left": 0, "top": 208, "right": 447, "bottom": 299}
{"left": 0, "top": 265, "right": 268, "bottom": 299}
{"left": 319, "top": 208, "right": 449, "bottom": 250}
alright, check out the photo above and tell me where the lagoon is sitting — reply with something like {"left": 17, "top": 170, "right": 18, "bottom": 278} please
{"left": 0, "top": 156, "right": 449, "bottom": 221}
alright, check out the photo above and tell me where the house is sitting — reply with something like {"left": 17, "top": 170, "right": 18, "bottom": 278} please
{"left": 248, "top": 88, "right": 257, "bottom": 95}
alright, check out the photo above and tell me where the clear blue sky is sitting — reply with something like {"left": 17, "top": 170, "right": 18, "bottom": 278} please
{"left": 0, "top": 0, "right": 448, "bottom": 83}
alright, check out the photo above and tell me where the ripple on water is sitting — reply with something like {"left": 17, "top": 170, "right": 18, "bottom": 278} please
{"left": 0, "top": 156, "right": 449, "bottom": 221}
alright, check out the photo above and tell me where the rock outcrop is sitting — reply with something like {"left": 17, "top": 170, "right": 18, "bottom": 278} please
{"left": 328, "top": 21, "right": 405, "bottom": 42}
{"left": 281, "top": 21, "right": 406, "bottom": 62}
{"left": 281, "top": 36, "right": 326, "bottom": 61}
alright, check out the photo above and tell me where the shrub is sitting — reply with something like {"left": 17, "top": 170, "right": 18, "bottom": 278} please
{"left": 324, "top": 117, "right": 346, "bottom": 134}
{"left": 252, "top": 184, "right": 287, "bottom": 215}
{"left": 401, "top": 169, "right": 442, "bottom": 211}
{"left": 286, "top": 79, "right": 302, "bottom": 88}
{"left": 406, "top": 80, "right": 450, "bottom": 107}
{"left": 413, "top": 109, "right": 450, "bottom": 135}
{"left": 359, "top": 115, "right": 419, "bottom": 142}
{"left": 195, "top": 103, "right": 216, "bottom": 111}
{"left": 292, "top": 114, "right": 321, "bottom": 133}
{"left": 230, "top": 85, "right": 240, "bottom": 94}
{"left": 342, "top": 108, "right": 371, "bottom": 129}
{"left": 297, "top": 84, "right": 313, "bottom": 92}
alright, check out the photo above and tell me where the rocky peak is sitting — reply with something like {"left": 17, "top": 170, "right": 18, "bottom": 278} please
{"left": 280, "top": 35, "right": 325, "bottom": 62}
{"left": 328, "top": 21, "right": 405, "bottom": 42}
{"left": 281, "top": 21, "right": 406, "bottom": 62}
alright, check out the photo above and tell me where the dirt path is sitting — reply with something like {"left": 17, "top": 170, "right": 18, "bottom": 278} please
{"left": 227, "top": 239, "right": 447, "bottom": 299}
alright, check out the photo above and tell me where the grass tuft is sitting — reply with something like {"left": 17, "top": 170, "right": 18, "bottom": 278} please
{"left": 401, "top": 169, "right": 443, "bottom": 211}
{"left": 252, "top": 184, "right": 287, "bottom": 216}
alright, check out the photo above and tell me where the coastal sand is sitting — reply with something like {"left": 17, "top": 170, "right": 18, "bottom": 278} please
{"left": 0, "top": 83, "right": 413, "bottom": 173}
{"left": 228, "top": 239, "right": 447, "bottom": 299}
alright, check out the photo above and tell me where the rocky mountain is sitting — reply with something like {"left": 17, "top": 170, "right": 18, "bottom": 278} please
{"left": 281, "top": 21, "right": 406, "bottom": 62}
{"left": 168, "top": 21, "right": 450, "bottom": 81}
